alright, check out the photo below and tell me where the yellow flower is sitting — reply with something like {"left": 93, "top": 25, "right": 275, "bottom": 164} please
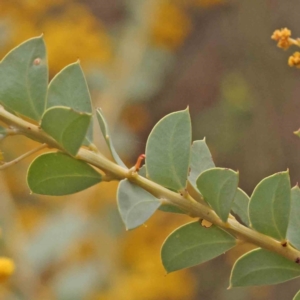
{"left": 42, "top": 4, "right": 113, "bottom": 75}
{"left": 271, "top": 28, "right": 293, "bottom": 50}
{"left": 151, "top": 2, "right": 191, "bottom": 50}
{"left": 288, "top": 52, "right": 300, "bottom": 68}
{"left": 0, "top": 257, "right": 15, "bottom": 282}
{"left": 0, "top": 2, "right": 113, "bottom": 76}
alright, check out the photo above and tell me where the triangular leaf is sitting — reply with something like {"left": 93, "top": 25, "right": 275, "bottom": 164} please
{"left": 231, "top": 188, "right": 250, "bottom": 226}
{"left": 0, "top": 36, "right": 48, "bottom": 121}
{"left": 287, "top": 186, "right": 300, "bottom": 249}
{"left": 47, "top": 62, "right": 93, "bottom": 145}
{"left": 145, "top": 108, "right": 191, "bottom": 191}
{"left": 249, "top": 171, "right": 291, "bottom": 240}
{"left": 161, "top": 221, "right": 236, "bottom": 273}
{"left": 96, "top": 108, "right": 126, "bottom": 168}
{"left": 27, "top": 152, "right": 102, "bottom": 195}
{"left": 196, "top": 168, "right": 239, "bottom": 222}
{"left": 229, "top": 248, "right": 300, "bottom": 287}
{"left": 47, "top": 62, "right": 92, "bottom": 112}
{"left": 41, "top": 106, "right": 91, "bottom": 156}
{"left": 188, "top": 139, "right": 215, "bottom": 190}
{"left": 117, "top": 179, "right": 161, "bottom": 230}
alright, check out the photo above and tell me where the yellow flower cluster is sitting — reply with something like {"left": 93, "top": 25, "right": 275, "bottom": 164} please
{"left": 271, "top": 27, "right": 300, "bottom": 69}
{"left": 151, "top": 0, "right": 225, "bottom": 51}
{"left": 0, "top": 1, "right": 113, "bottom": 76}
{"left": 0, "top": 257, "right": 14, "bottom": 282}
{"left": 288, "top": 52, "right": 300, "bottom": 68}
{"left": 42, "top": 4, "right": 113, "bottom": 75}
{"left": 271, "top": 28, "right": 293, "bottom": 50}
{"left": 151, "top": 2, "right": 192, "bottom": 50}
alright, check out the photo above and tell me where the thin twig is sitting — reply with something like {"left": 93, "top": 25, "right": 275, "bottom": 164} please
{"left": 0, "top": 144, "right": 47, "bottom": 170}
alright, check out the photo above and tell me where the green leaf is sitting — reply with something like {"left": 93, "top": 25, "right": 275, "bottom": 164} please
{"left": 294, "top": 129, "right": 300, "bottom": 138}
{"left": 161, "top": 221, "right": 236, "bottom": 273}
{"left": 249, "top": 171, "right": 291, "bottom": 240}
{"left": 117, "top": 179, "right": 161, "bottom": 230}
{"left": 96, "top": 108, "right": 126, "bottom": 168}
{"left": 287, "top": 186, "right": 300, "bottom": 249}
{"left": 231, "top": 188, "right": 250, "bottom": 226}
{"left": 47, "top": 62, "right": 92, "bottom": 112}
{"left": 41, "top": 106, "right": 91, "bottom": 156}
{"left": 229, "top": 248, "right": 300, "bottom": 287}
{"left": 196, "top": 168, "right": 239, "bottom": 222}
{"left": 47, "top": 62, "right": 93, "bottom": 145}
{"left": 82, "top": 120, "right": 93, "bottom": 147}
{"left": 159, "top": 204, "right": 185, "bottom": 214}
{"left": 188, "top": 139, "right": 215, "bottom": 190}
{"left": 138, "top": 165, "right": 147, "bottom": 177}
{"left": 27, "top": 152, "right": 101, "bottom": 195}
{"left": 145, "top": 108, "right": 191, "bottom": 191}
{"left": 0, "top": 36, "right": 48, "bottom": 121}
{"left": 293, "top": 290, "right": 300, "bottom": 300}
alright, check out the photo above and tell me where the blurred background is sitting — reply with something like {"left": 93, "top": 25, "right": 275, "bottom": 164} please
{"left": 0, "top": 0, "right": 300, "bottom": 299}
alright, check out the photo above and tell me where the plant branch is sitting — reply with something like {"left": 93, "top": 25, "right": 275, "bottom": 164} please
{"left": 0, "top": 144, "right": 47, "bottom": 169}
{"left": 0, "top": 107, "right": 299, "bottom": 264}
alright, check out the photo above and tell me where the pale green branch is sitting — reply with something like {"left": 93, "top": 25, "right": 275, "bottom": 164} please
{"left": 0, "top": 106, "right": 299, "bottom": 264}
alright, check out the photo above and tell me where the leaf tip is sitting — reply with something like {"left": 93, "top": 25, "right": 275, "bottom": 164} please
{"left": 294, "top": 129, "right": 300, "bottom": 136}
{"left": 227, "top": 284, "right": 232, "bottom": 290}
{"left": 162, "top": 266, "right": 172, "bottom": 275}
